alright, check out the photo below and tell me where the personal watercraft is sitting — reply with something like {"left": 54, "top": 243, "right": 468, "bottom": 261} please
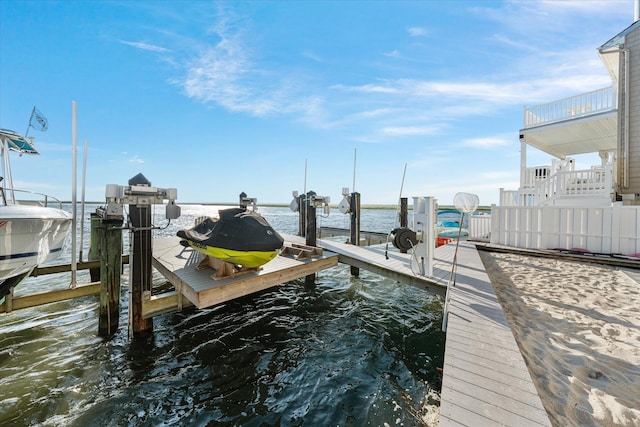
{"left": 177, "top": 208, "right": 284, "bottom": 268}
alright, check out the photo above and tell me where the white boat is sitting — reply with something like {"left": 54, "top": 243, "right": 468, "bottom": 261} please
{"left": 437, "top": 209, "right": 469, "bottom": 239}
{"left": 0, "top": 128, "right": 72, "bottom": 298}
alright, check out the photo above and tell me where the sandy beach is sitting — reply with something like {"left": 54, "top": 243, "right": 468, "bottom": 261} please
{"left": 478, "top": 251, "right": 640, "bottom": 427}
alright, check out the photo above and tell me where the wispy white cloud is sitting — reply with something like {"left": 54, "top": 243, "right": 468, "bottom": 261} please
{"left": 143, "top": 1, "right": 620, "bottom": 145}
{"left": 382, "top": 126, "right": 441, "bottom": 136}
{"left": 383, "top": 50, "right": 400, "bottom": 58}
{"left": 128, "top": 155, "right": 144, "bottom": 164}
{"left": 407, "top": 26, "right": 428, "bottom": 37}
{"left": 302, "top": 50, "right": 323, "bottom": 62}
{"left": 175, "top": 7, "right": 324, "bottom": 119}
{"left": 120, "top": 40, "right": 170, "bottom": 53}
{"left": 331, "top": 83, "right": 399, "bottom": 94}
{"left": 462, "top": 135, "right": 512, "bottom": 149}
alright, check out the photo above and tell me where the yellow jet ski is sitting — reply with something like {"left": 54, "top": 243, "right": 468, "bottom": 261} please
{"left": 177, "top": 208, "right": 284, "bottom": 268}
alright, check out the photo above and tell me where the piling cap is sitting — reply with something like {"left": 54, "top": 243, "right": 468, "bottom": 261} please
{"left": 129, "top": 173, "right": 151, "bottom": 186}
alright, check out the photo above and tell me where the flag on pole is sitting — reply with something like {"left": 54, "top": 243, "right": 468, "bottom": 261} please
{"left": 29, "top": 107, "right": 48, "bottom": 132}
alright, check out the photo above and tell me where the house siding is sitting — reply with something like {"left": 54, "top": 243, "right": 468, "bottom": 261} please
{"left": 624, "top": 27, "right": 640, "bottom": 201}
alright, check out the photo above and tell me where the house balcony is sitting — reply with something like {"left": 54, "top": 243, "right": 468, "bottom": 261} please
{"left": 520, "top": 86, "right": 618, "bottom": 158}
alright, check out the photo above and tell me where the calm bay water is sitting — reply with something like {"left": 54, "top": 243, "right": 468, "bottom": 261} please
{"left": 0, "top": 204, "right": 445, "bottom": 426}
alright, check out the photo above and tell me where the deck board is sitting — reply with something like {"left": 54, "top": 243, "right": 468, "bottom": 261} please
{"left": 437, "top": 242, "right": 551, "bottom": 426}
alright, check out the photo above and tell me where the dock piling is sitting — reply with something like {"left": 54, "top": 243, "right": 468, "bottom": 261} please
{"left": 129, "top": 203, "right": 153, "bottom": 338}
{"left": 98, "top": 214, "right": 123, "bottom": 337}
{"left": 89, "top": 213, "right": 101, "bottom": 282}
{"left": 103, "top": 173, "right": 180, "bottom": 339}
{"left": 349, "top": 192, "right": 361, "bottom": 277}
{"left": 399, "top": 197, "right": 408, "bottom": 254}
{"left": 305, "top": 191, "right": 317, "bottom": 284}
{"left": 298, "top": 193, "right": 306, "bottom": 237}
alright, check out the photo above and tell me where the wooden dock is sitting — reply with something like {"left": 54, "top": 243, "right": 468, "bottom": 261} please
{"left": 303, "top": 238, "right": 550, "bottom": 426}
{"left": 147, "top": 236, "right": 339, "bottom": 317}
{"left": 318, "top": 226, "right": 388, "bottom": 246}
{"left": 149, "top": 233, "right": 550, "bottom": 425}
{"left": 435, "top": 243, "right": 551, "bottom": 426}
{"left": 306, "top": 236, "right": 448, "bottom": 297}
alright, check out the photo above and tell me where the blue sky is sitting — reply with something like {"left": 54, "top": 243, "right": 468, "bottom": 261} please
{"left": 0, "top": 0, "right": 634, "bottom": 205}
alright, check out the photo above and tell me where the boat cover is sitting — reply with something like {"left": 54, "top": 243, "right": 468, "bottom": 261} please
{"left": 177, "top": 208, "right": 284, "bottom": 252}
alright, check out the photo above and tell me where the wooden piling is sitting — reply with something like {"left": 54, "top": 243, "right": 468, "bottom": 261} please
{"left": 129, "top": 204, "right": 153, "bottom": 338}
{"left": 349, "top": 192, "right": 361, "bottom": 277}
{"left": 98, "top": 217, "right": 123, "bottom": 337}
{"left": 298, "top": 193, "right": 306, "bottom": 237}
{"left": 400, "top": 197, "right": 408, "bottom": 227}
{"left": 305, "top": 191, "right": 317, "bottom": 284}
{"left": 399, "top": 197, "right": 408, "bottom": 254}
{"left": 89, "top": 213, "right": 101, "bottom": 282}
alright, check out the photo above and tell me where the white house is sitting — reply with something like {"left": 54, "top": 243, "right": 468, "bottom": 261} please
{"left": 475, "top": 19, "right": 640, "bottom": 256}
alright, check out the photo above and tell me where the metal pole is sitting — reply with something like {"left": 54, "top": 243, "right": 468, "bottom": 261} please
{"left": 70, "top": 101, "right": 77, "bottom": 289}
{"left": 79, "top": 139, "right": 88, "bottom": 262}
{"left": 352, "top": 148, "right": 357, "bottom": 193}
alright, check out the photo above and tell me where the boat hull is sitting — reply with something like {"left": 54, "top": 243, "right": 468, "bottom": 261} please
{"left": 0, "top": 205, "right": 72, "bottom": 292}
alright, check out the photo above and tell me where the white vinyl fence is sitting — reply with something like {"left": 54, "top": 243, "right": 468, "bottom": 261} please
{"left": 469, "top": 213, "right": 492, "bottom": 241}
{"left": 488, "top": 205, "right": 640, "bottom": 256}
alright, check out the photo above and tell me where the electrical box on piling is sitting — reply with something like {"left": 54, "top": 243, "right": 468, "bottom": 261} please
{"left": 103, "top": 174, "right": 180, "bottom": 338}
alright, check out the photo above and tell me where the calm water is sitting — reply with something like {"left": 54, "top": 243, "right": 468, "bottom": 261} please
{"left": 0, "top": 204, "right": 445, "bottom": 426}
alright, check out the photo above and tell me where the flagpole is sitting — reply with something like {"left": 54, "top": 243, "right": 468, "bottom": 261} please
{"left": 25, "top": 106, "right": 35, "bottom": 138}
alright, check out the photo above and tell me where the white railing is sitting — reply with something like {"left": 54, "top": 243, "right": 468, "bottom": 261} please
{"left": 522, "top": 158, "right": 574, "bottom": 190}
{"left": 0, "top": 187, "right": 64, "bottom": 209}
{"left": 490, "top": 205, "right": 640, "bottom": 256}
{"left": 533, "top": 165, "right": 612, "bottom": 204}
{"left": 501, "top": 161, "right": 613, "bottom": 207}
{"left": 523, "top": 86, "right": 617, "bottom": 129}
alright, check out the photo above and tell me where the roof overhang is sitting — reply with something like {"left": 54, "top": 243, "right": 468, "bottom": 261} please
{"left": 519, "top": 111, "right": 617, "bottom": 159}
{"left": 598, "top": 20, "right": 640, "bottom": 84}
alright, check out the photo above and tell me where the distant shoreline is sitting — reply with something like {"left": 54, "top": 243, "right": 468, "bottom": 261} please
{"left": 70, "top": 201, "right": 492, "bottom": 212}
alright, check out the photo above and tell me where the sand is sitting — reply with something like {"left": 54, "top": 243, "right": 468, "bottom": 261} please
{"left": 478, "top": 251, "right": 640, "bottom": 427}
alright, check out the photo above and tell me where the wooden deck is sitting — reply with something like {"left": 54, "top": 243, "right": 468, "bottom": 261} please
{"left": 149, "top": 236, "right": 339, "bottom": 315}
{"left": 436, "top": 242, "right": 551, "bottom": 426}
